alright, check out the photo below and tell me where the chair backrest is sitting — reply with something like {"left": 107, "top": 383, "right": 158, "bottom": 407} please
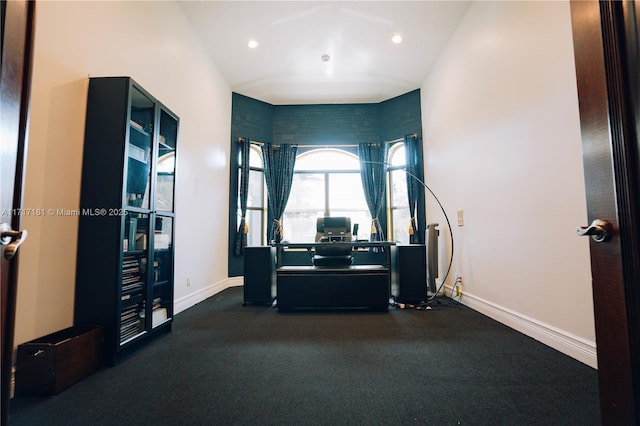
{"left": 315, "top": 217, "right": 352, "bottom": 242}
{"left": 314, "top": 217, "right": 353, "bottom": 265}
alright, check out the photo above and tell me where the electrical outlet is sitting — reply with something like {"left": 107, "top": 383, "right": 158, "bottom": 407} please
{"left": 454, "top": 275, "right": 463, "bottom": 297}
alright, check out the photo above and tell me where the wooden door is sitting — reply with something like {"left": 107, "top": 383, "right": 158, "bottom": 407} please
{"left": 571, "top": 1, "right": 640, "bottom": 424}
{"left": 1, "top": 1, "right": 35, "bottom": 424}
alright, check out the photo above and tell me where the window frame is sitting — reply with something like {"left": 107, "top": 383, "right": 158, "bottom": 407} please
{"left": 239, "top": 143, "right": 267, "bottom": 246}
{"left": 283, "top": 148, "right": 371, "bottom": 243}
{"left": 238, "top": 143, "right": 420, "bottom": 246}
{"left": 386, "top": 142, "right": 411, "bottom": 243}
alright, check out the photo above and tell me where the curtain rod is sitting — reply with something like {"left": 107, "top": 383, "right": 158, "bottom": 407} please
{"left": 384, "top": 133, "right": 418, "bottom": 144}
{"left": 294, "top": 144, "right": 358, "bottom": 148}
{"left": 238, "top": 137, "right": 264, "bottom": 145}
{"left": 238, "top": 138, "right": 354, "bottom": 148}
{"left": 238, "top": 133, "right": 417, "bottom": 146}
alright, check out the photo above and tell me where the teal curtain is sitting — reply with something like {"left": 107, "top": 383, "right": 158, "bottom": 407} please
{"left": 404, "top": 134, "right": 421, "bottom": 243}
{"left": 234, "top": 138, "right": 250, "bottom": 255}
{"left": 358, "top": 142, "right": 388, "bottom": 242}
{"left": 261, "top": 143, "right": 297, "bottom": 243}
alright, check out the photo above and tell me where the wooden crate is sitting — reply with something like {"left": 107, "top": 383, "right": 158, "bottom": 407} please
{"left": 15, "top": 326, "right": 103, "bottom": 396}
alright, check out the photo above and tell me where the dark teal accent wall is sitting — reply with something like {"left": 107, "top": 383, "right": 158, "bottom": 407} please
{"left": 379, "top": 89, "right": 422, "bottom": 141}
{"left": 231, "top": 89, "right": 421, "bottom": 145}
{"left": 273, "top": 103, "right": 380, "bottom": 145}
{"left": 229, "top": 90, "right": 423, "bottom": 277}
{"left": 231, "top": 93, "right": 273, "bottom": 143}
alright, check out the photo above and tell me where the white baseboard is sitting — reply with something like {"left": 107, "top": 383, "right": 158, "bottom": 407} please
{"left": 444, "top": 285, "right": 598, "bottom": 369}
{"left": 174, "top": 277, "right": 243, "bottom": 315}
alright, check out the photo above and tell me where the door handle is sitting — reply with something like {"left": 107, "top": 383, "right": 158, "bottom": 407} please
{"left": 576, "top": 219, "right": 612, "bottom": 243}
{"left": 1, "top": 223, "right": 28, "bottom": 260}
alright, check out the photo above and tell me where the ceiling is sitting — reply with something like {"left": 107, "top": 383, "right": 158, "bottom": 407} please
{"left": 177, "top": 1, "right": 472, "bottom": 105}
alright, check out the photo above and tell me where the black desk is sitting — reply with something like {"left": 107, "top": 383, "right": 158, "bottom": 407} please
{"left": 275, "top": 241, "right": 395, "bottom": 267}
{"left": 275, "top": 241, "right": 395, "bottom": 312}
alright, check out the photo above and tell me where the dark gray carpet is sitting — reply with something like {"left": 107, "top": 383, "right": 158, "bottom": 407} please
{"left": 9, "top": 286, "right": 600, "bottom": 425}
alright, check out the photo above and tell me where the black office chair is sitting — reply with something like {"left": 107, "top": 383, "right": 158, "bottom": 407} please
{"left": 313, "top": 217, "right": 354, "bottom": 267}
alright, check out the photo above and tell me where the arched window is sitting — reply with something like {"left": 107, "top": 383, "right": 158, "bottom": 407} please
{"left": 283, "top": 149, "right": 371, "bottom": 243}
{"left": 387, "top": 142, "right": 410, "bottom": 244}
{"left": 237, "top": 144, "right": 266, "bottom": 246}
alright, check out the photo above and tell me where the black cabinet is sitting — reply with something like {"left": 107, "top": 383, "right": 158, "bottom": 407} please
{"left": 243, "top": 246, "right": 276, "bottom": 305}
{"left": 74, "top": 77, "right": 178, "bottom": 365}
{"left": 277, "top": 265, "right": 389, "bottom": 312}
{"left": 390, "top": 245, "right": 427, "bottom": 303}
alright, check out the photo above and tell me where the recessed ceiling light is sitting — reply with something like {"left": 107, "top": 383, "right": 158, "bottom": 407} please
{"left": 248, "top": 40, "right": 258, "bottom": 49}
{"left": 392, "top": 34, "right": 403, "bottom": 44}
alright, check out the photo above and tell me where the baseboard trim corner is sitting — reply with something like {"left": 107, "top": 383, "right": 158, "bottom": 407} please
{"left": 174, "top": 276, "right": 243, "bottom": 315}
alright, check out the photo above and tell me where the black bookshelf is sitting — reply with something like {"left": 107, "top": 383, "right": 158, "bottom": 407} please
{"left": 75, "top": 77, "right": 178, "bottom": 365}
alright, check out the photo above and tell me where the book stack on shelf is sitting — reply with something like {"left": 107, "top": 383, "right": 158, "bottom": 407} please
{"left": 120, "top": 304, "right": 143, "bottom": 343}
{"left": 121, "top": 255, "right": 143, "bottom": 294}
{"left": 120, "top": 254, "right": 145, "bottom": 343}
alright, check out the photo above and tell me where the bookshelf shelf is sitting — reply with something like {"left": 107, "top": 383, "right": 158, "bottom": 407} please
{"left": 75, "top": 77, "right": 178, "bottom": 365}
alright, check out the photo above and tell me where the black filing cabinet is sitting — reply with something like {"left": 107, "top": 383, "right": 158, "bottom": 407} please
{"left": 390, "top": 244, "right": 427, "bottom": 303}
{"left": 243, "top": 246, "right": 276, "bottom": 305}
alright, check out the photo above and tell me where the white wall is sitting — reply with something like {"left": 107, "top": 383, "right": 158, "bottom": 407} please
{"left": 15, "top": 1, "right": 234, "bottom": 346}
{"left": 422, "top": 1, "right": 596, "bottom": 366}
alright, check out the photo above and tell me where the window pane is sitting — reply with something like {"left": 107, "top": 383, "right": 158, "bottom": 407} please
{"left": 247, "top": 169, "right": 264, "bottom": 207}
{"left": 283, "top": 173, "right": 324, "bottom": 242}
{"left": 295, "top": 149, "right": 359, "bottom": 171}
{"left": 283, "top": 211, "right": 324, "bottom": 243}
{"left": 286, "top": 173, "right": 324, "bottom": 211}
{"left": 249, "top": 146, "right": 262, "bottom": 168}
{"left": 327, "top": 173, "right": 371, "bottom": 239}
{"left": 391, "top": 207, "right": 411, "bottom": 244}
{"left": 328, "top": 173, "right": 366, "bottom": 210}
{"left": 389, "top": 144, "right": 406, "bottom": 166}
{"left": 246, "top": 209, "right": 263, "bottom": 246}
{"left": 390, "top": 170, "right": 407, "bottom": 207}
